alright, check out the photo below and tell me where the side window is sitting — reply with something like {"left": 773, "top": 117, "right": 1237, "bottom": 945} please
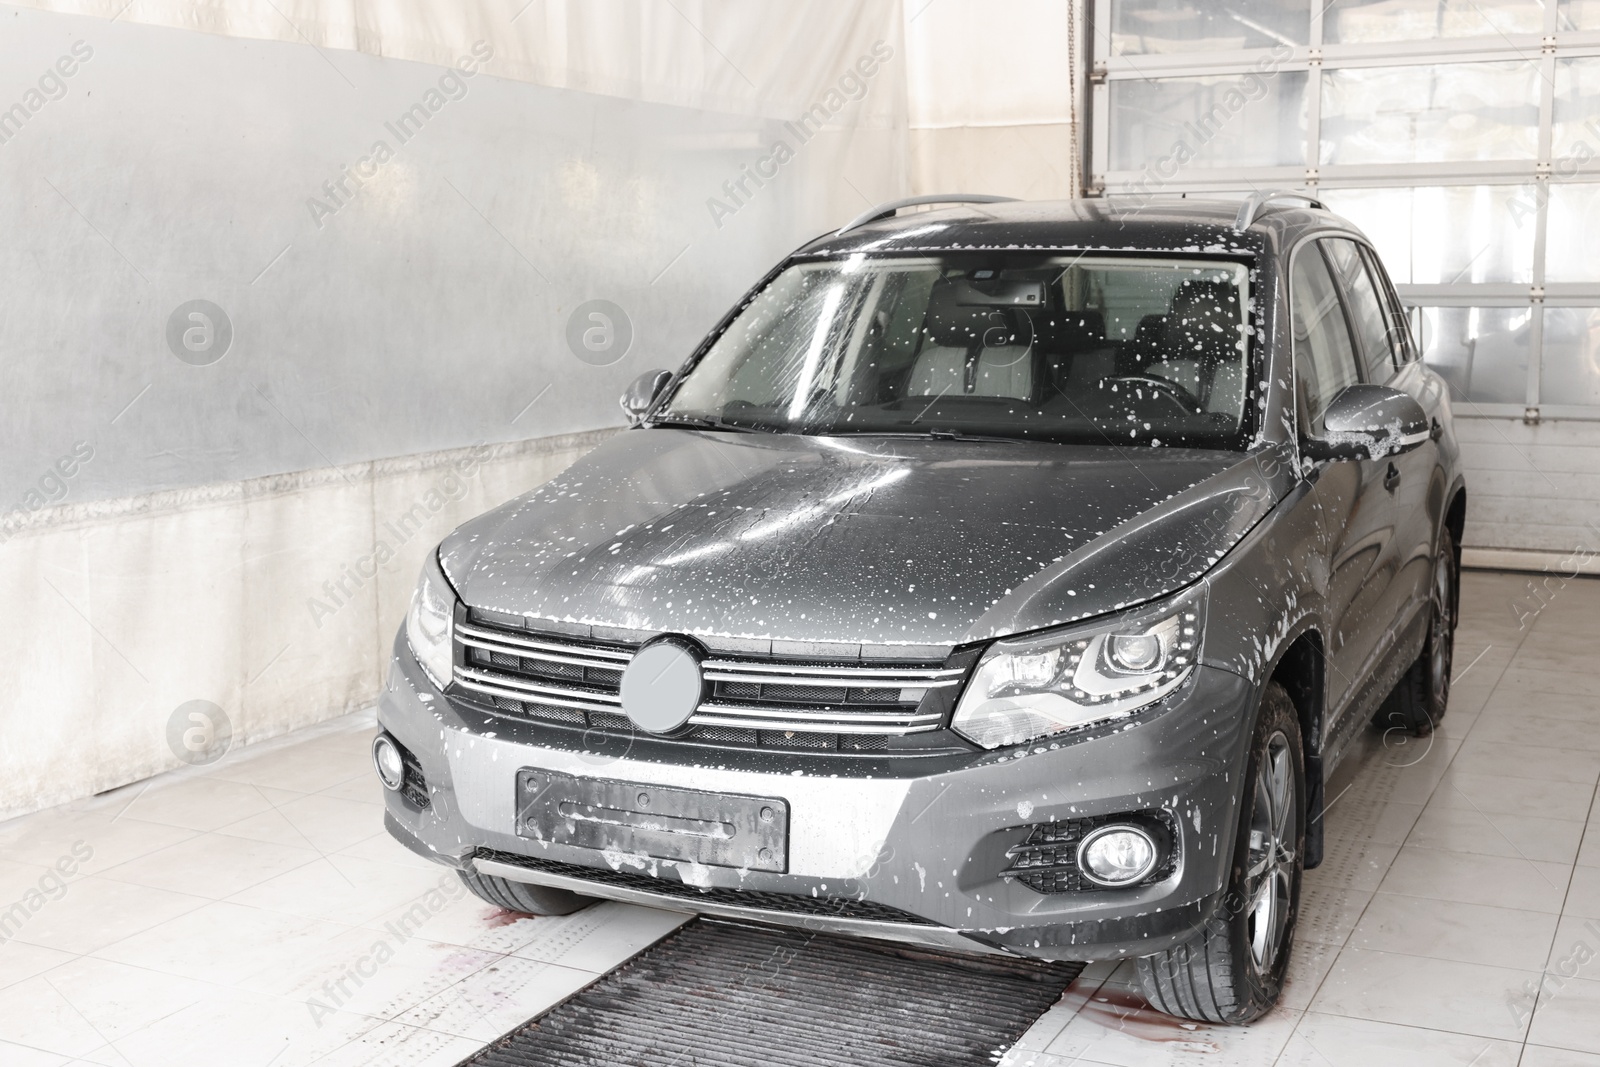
{"left": 1321, "top": 238, "right": 1398, "bottom": 383}
{"left": 1360, "top": 243, "right": 1418, "bottom": 365}
{"left": 1291, "top": 244, "right": 1361, "bottom": 433}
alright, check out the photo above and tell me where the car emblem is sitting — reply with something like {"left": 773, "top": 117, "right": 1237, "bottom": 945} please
{"left": 619, "top": 638, "right": 704, "bottom": 734}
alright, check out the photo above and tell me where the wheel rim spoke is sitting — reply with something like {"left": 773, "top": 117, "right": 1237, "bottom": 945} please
{"left": 1255, "top": 776, "right": 1275, "bottom": 849}
{"left": 1270, "top": 749, "right": 1291, "bottom": 842}
{"left": 1264, "top": 870, "right": 1289, "bottom": 970}
{"left": 1247, "top": 852, "right": 1273, "bottom": 880}
{"left": 1249, "top": 869, "right": 1277, "bottom": 969}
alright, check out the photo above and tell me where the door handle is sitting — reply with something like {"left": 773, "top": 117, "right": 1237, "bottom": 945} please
{"left": 1383, "top": 462, "right": 1402, "bottom": 492}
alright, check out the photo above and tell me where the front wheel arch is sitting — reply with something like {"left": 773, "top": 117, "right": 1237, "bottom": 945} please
{"left": 1263, "top": 629, "right": 1326, "bottom": 869}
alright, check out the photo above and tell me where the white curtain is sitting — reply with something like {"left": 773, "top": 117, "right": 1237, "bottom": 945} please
{"left": 13, "top": 0, "right": 905, "bottom": 123}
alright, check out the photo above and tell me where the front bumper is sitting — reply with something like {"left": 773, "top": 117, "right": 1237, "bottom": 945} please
{"left": 378, "top": 633, "right": 1257, "bottom": 961}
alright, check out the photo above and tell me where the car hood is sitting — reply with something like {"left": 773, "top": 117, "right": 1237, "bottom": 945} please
{"left": 439, "top": 429, "right": 1290, "bottom": 651}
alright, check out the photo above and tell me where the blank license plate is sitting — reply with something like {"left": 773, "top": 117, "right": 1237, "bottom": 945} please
{"left": 514, "top": 769, "right": 789, "bottom": 873}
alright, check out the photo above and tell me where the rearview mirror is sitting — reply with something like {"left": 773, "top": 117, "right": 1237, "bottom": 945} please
{"left": 1301, "top": 384, "right": 1430, "bottom": 462}
{"left": 953, "top": 278, "right": 1044, "bottom": 307}
{"left": 620, "top": 369, "right": 672, "bottom": 425}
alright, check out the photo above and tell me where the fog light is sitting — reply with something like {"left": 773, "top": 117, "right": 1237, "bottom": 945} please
{"left": 372, "top": 735, "right": 405, "bottom": 791}
{"left": 1077, "top": 824, "right": 1158, "bottom": 887}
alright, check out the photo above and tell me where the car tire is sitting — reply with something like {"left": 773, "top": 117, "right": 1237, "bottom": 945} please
{"left": 1374, "top": 527, "right": 1457, "bottom": 737}
{"left": 457, "top": 867, "right": 597, "bottom": 917}
{"left": 1135, "top": 681, "right": 1304, "bottom": 1024}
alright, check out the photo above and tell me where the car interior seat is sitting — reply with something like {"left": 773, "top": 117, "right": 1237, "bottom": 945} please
{"left": 907, "top": 279, "right": 1035, "bottom": 399}
{"left": 1146, "top": 279, "right": 1246, "bottom": 416}
{"left": 1120, "top": 313, "right": 1169, "bottom": 376}
{"left": 1050, "top": 310, "right": 1119, "bottom": 395}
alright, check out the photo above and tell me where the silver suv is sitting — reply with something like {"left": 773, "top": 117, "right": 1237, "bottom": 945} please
{"left": 375, "top": 193, "right": 1465, "bottom": 1024}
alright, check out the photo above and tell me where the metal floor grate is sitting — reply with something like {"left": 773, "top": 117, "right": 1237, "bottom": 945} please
{"left": 455, "top": 918, "right": 1082, "bottom": 1067}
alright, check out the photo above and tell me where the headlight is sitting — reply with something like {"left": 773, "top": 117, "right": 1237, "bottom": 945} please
{"left": 405, "top": 551, "right": 456, "bottom": 688}
{"left": 951, "top": 587, "right": 1205, "bottom": 750}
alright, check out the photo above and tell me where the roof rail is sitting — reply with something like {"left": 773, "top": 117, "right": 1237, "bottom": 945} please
{"left": 1233, "top": 190, "right": 1325, "bottom": 230}
{"left": 837, "top": 194, "right": 1019, "bottom": 235}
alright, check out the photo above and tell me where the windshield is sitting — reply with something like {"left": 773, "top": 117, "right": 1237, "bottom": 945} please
{"left": 656, "top": 253, "right": 1255, "bottom": 449}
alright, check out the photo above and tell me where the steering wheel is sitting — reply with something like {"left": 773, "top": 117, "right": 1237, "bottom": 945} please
{"left": 1105, "top": 374, "right": 1205, "bottom": 415}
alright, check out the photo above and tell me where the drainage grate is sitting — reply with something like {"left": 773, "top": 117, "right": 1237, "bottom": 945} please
{"left": 455, "top": 918, "right": 1081, "bottom": 1067}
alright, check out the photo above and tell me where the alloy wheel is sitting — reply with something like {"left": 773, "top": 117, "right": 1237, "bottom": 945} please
{"left": 1429, "top": 550, "right": 1455, "bottom": 707}
{"left": 1245, "top": 730, "right": 1296, "bottom": 976}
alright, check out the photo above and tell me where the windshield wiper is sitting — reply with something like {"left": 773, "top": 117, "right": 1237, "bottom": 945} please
{"left": 645, "top": 416, "right": 767, "bottom": 435}
{"left": 843, "top": 429, "right": 1019, "bottom": 443}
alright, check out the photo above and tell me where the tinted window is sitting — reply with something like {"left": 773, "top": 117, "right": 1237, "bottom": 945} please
{"left": 660, "top": 254, "right": 1255, "bottom": 450}
{"left": 1361, "top": 243, "right": 1418, "bottom": 364}
{"left": 1291, "top": 245, "right": 1361, "bottom": 431}
{"left": 1322, "top": 238, "right": 1398, "bottom": 382}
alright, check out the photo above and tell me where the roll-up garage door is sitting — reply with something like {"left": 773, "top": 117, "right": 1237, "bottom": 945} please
{"left": 1086, "top": 0, "right": 1600, "bottom": 570}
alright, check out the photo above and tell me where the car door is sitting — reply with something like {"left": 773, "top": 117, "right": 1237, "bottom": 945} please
{"left": 1362, "top": 240, "right": 1449, "bottom": 631}
{"left": 1320, "top": 236, "right": 1438, "bottom": 664}
{"left": 1290, "top": 240, "right": 1399, "bottom": 730}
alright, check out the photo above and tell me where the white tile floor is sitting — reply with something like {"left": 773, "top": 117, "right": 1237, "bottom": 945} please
{"left": 0, "top": 717, "right": 690, "bottom": 1066}
{"left": 0, "top": 570, "right": 1595, "bottom": 1066}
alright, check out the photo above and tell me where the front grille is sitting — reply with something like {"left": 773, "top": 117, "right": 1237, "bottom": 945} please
{"left": 451, "top": 614, "right": 963, "bottom": 752}
{"left": 1000, "top": 813, "right": 1176, "bottom": 895}
{"left": 476, "top": 850, "right": 937, "bottom": 925}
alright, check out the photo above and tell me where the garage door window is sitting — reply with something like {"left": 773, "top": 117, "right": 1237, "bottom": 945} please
{"left": 1090, "top": 0, "right": 1600, "bottom": 416}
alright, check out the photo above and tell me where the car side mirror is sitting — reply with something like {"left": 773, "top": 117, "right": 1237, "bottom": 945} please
{"left": 620, "top": 370, "right": 672, "bottom": 426}
{"left": 1301, "top": 384, "right": 1430, "bottom": 462}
